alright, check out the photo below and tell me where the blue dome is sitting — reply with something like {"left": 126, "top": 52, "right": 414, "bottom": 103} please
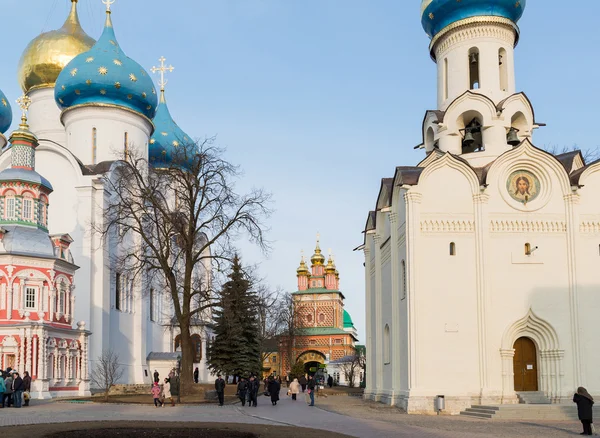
{"left": 0, "top": 89, "right": 13, "bottom": 134}
{"left": 421, "top": 0, "right": 526, "bottom": 39}
{"left": 55, "top": 12, "right": 157, "bottom": 119}
{"left": 149, "top": 91, "right": 195, "bottom": 170}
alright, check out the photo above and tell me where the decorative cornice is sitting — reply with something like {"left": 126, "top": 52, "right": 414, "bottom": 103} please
{"left": 580, "top": 222, "right": 600, "bottom": 234}
{"left": 404, "top": 192, "right": 423, "bottom": 204}
{"left": 490, "top": 220, "right": 567, "bottom": 234}
{"left": 473, "top": 193, "right": 490, "bottom": 204}
{"left": 563, "top": 193, "right": 580, "bottom": 205}
{"left": 421, "top": 219, "right": 475, "bottom": 233}
{"left": 431, "top": 16, "right": 517, "bottom": 60}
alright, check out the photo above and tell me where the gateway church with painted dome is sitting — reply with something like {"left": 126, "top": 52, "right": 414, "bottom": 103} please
{"left": 362, "top": 0, "right": 600, "bottom": 414}
{"left": 0, "top": 0, "right": 212, "bottom": 398}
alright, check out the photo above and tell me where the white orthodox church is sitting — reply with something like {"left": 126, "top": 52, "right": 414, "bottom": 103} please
{"left": 0, "top": 0, "right": 213, "bottom": 397}
{"left": 362, "top": 0, "right": 600, "bottom": 414}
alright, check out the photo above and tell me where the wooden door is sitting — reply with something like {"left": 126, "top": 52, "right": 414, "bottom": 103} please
{"left": 513, "top": 337, "right": 538, "bottom": 392}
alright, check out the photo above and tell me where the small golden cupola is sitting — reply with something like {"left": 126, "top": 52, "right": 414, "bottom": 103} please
{"left": 296, "top": 253, "right": 310, "bottom": 276}
{"left": 310, "top": 234, "right": 326, "bottom": 266}
{"left": 324, "top": 251, "right": 336, "bottom": 274}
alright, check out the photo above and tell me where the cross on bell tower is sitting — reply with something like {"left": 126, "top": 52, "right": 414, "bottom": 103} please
{"left": 151, "top": 56, "right": 175, "bottom": 92}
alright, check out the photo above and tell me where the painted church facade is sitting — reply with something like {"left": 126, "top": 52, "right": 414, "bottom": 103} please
{"left": 362, "top": 0, "right": 600, "bottom": 414}
{"left": 0, "top": 0, "right": 213, "bottom": 392}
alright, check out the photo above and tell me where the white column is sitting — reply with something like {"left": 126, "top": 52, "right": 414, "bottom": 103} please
{"left": 26, "top": 327, "right": 33, "bottom": 374}
{"left": 404, "top": 191, "right": 422, "bottom": 390}
{"left": 564, "top": 193, "right": 582, "bottom": 386}
{"left": 363, "top": 241, "right": 375, "bottom": 396}
{"left": 19, "top": 327, "right": 25, "bottom": 372}
{"left": 389, "top": 211, "right": 401, "bottom": 400}
{"left": 373, "top": 233, "right": 384, "bottom": 398}
{"left": 32, "top": 335, "right": 38, "bottom": 379}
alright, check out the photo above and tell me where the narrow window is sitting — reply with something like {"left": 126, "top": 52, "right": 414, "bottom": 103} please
{"left": 92, "top": 128, "right": 97, "bottom": 164}
{"left": 443, "top": 57, "right": 449, "bottom": 100}
{"left": 469, "top": 48, "right": 480, "bottom": 89}
{"left": 25, "top": 287, "right": 36, "bottom": 309}
{"left": 384, "top": 324, "right": 391, "bottom": 364}
{"left": 124, "top": 132, "right": 129, "bottom": 160}
{"left": 499, "top": 48, "right": 508, "bottom": 91}
{"left": 59, "top": 284, "right": 66, "bottom": 314}
{"left": 23, "top": 198, "right": 32, "bottom": 221}
{"left": 5, "top": 197, "right": 15, "bottom": 220}
{"left": 116, "top": 272, "right": 121, "bottom": 311}
{"left": 401, "top": 260, "right": 407, "bottom": 300}
{"left": 318, "top": 313, "right": 326, "bottom": 323}
{"left": 525, "top": 243, "right": 531, "bottom": 255}
{"left": 149, "top": 288, "right": 155, "bottom": 322}
{"left": 450, "top": 242, "right": 456, "bottom": 256}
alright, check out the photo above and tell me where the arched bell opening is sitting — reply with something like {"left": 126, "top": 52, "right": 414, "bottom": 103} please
{"left": 457, "top": 110, "right": 484, "bottom": 154}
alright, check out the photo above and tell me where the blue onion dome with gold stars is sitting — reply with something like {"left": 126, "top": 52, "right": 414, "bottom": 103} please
{"left": 0, "top": 88, "right": 13, "bottom": 134}
{"left": 54, "top": 8, "right": 157, "bottom": 120}
{"left": 421, "top": 0, "right": 526, "bottom": 39}
{"left": 149, "top": 91, "right": 194, "bottom": 169}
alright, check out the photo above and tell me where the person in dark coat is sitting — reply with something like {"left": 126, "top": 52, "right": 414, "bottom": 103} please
{"left": 215, "top": 375, "right": 226, "bottom": 406}
{"left": 573, "top": 387, "right": 594, "bottom": 435}
{"left": 3, "top": 373, "right": 13, "bottom": 408}
{"left": 12, "top": 372, "right": 24, "bottom": 408}
{"left": 193, "top": 368, "right": 199, "bottom": 384}
{"left": 247, "top": 376, "right": 259, "bottom": 407}
{"left": 153, "top": 370, "right": 159, "bottom": 384}
{"left": 236, "top": 377, "right": 248, "bottom": 407}
{"left": 307, "top": 375, "right": 316, "bottom": 406}
{"left": 267, "top": 377, "right": 280, "bottom": 406}
{"left": 327, "top": 375, "right": 333, "bottom": 388}
{"left": 298, "top": 375, "right": 307, "bottom": 392}
{"left": 22, "top": 371, "right": 31, "bottom": 407}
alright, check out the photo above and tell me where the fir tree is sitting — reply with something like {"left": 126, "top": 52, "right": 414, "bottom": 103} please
{"left": 208, "top": 256, "right": 262, "bottom": 377}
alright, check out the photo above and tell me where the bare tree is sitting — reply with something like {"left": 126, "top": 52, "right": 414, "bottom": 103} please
{"left": 255, "top": 284, "right": 285, "bottom": 365}
{"left": 91, "top": 349, "right": 124, "bottom": 401}
{"left": 276, "top": 292, "right": 302, "bottom": 376}
{"left": 97, "top": 139, "right": 272, "bottom": 390}
{"left": 339, "top": 348, "right": 366, "bottom": 388}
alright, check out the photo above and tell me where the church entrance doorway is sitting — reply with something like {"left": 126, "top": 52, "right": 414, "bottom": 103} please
{"left": 513, "top": 337, "right": 538, "bottom": 392}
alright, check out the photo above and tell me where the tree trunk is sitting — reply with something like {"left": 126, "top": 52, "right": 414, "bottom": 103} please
{"left": 179, "top": 324, "right": 194, "bottom": 395}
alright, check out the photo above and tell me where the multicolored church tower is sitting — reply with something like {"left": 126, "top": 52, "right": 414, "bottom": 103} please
{"left": 281, "top": 236, "right": 358, "bottom": 375}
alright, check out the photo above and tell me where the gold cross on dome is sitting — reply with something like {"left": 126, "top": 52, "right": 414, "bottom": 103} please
{"left": 16, "top": 95, "right": 32, "bottom": 118}
{"left": 102, "top": 0, "right": 115, "bottom": 12}
{"left": 151, "top": 56, "right": 175, "bottom": 92}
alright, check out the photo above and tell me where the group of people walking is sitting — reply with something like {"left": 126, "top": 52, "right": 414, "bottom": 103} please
{"left": 234, "top": 375, "right": 261, "bottom": 407}
{"left": 150, "top": 369, "right": 175, "bottom": 407}
{"left": 1, "top": 368, "right": 30, "bottom": 408}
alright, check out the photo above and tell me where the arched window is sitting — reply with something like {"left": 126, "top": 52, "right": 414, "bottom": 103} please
{"left": 59, "top": 282, "right": 66, "bottom": 314}
{"left": 443, "top": 57, "right": 449, "bottom": 100}
{"left": 22, "top": 195, "right": 33, "bottom": 221}
{"left": 450, "top": 242, "right": 456, "bottom": 256}
{"left": 4, "top": 192, "right": 15, "bottom": 220}
{"left": 174, "top": 335, "right": 181, "bottom": 352}
{"left": 39, "top": 195, "right": 48, "bottom": 227}
{"left": 384, "top": 324, "right": 391, "bottom": 364}
{"left": 306, "top": 313, "right": 313, "bottom": 323}
{"left": 401, "top": 260, "right": 407, "bottom": 300}
{"left": 92, "top": 127, "right": 97, "bottom": 164}
{"left": 469, "top": 47, "right": 480, "bottom": 89}
{"left": 318, "top": 313, "right": 325, "bottom": 323}
{"left": 499, "top": 48, "right": 508, "bottom": 91}
{"left": 191, "top": 334, "right": 202, "bottom": 363}
{"left": 525, "top": 243, "right": 531, "bottom": 255}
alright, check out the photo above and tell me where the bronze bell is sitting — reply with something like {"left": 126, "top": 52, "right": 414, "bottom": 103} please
{"left": 507, "top": 127, "right": 520, "bottom": 146}
{"left": 470, "top": 52, "right": 478, "bottom": 65}
{"left": 463, "top": 129, "right": 475, "bottom": 146}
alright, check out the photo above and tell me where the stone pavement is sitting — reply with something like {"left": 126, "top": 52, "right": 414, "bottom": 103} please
{"left": 0, "top": 394, "right": 588, "bottom": 437}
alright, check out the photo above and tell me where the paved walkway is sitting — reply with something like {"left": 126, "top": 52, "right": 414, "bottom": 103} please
{"left": 0, "top": 394, "right": 587, "bottom": 437}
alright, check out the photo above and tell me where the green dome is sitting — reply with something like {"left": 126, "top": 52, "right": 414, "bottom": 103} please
{"left": 343, "top": 310, "right": 355, "bottom": 329}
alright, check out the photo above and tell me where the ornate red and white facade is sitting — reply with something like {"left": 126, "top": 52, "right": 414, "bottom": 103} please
{"left": 0, "top": 104, "right": 90, "bottom": 399}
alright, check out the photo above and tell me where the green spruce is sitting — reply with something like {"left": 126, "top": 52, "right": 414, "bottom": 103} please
{"left": 208, "top": 256, "right": 262, "bottom": 377}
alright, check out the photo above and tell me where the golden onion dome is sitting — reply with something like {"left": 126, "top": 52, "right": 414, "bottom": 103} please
{"left": 18, "top": 0, "right": 95, "bottom": 93}
{"left": 325, "top": 256, "right": 336, "bottom": 274}
{"left": 296, "top": 256, "right": 310, "bottom": 276}
{"left": 310, "top": 241, "right": 325, "bottom": 266}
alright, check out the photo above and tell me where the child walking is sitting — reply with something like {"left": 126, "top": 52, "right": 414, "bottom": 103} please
{"left": 151, "top": 382, "right": 162, "bottom": 407}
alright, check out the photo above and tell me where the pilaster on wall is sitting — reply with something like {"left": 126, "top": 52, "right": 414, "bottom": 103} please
{"left": 388, "top": 212, "right": 401, "bottom": 398}
{"left": 373, "top": 233, "right": 384, "bottom": 396}
{"left": 473, "top": 192, "right": 490, "bottom": 395}
{"left": 404, "top": 191, "right": 422, "bottom": 390}
{"left": 363, "top": 241, "right": 375, "bottom": 394}
{"left": 564, "top": 193, "right": 582, "bottom": 387}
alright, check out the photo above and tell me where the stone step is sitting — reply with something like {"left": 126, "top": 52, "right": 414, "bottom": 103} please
{"left": 470, "top": 405, "right": 500, "bottom": 411}
{"left": 460, "top": 411, "right": 493, "bottom": 419}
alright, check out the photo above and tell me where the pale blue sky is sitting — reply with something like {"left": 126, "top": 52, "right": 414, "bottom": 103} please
{"left": 2, "top": 1, "right": 600, "bottom": 342}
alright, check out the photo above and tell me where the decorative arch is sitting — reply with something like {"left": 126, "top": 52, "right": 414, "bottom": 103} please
{"left": 441, "top": 91, "right": 498, "bottom": 130}
{"left": 296, "top": 350, "right": 326, "bottom": 363}
{"left": 418, "top": 153, "right": 482, "bottom": 196}
{"left": 500, "top": 309, "right": 564, "bottom": 403}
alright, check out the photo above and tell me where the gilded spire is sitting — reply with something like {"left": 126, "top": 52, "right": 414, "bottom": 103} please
{"left": 325, "top": 250, "right": 336, "bottom": 274}
{"left": 310, "top": 233, "right": 325, "bottom": 266}
{"left": 16, "top": 95, "right": 32, "bottom": 130}
{"left": 296, "top": 250, "right": 309, "bottom": 276}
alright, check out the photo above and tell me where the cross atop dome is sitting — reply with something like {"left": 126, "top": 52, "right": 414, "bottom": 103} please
{"left": 151, "top": 56, "right": 175, "bottom": 93}
{"left": 102, "top": 0, "right": 115, "bottom": 12}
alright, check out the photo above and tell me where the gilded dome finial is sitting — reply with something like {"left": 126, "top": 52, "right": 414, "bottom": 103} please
{"left": 310, "top": 233, "right": 325, "bottom": 266}
{"left": 16, "top": 95, "right": 32, "bottom": 129}
{"left": 297, "top": 250, "right": 309, "bottom": 276}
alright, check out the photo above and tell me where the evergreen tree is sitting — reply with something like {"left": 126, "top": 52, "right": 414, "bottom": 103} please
{"left": 208, "top": 256, "right": 262, "bottom": 377}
